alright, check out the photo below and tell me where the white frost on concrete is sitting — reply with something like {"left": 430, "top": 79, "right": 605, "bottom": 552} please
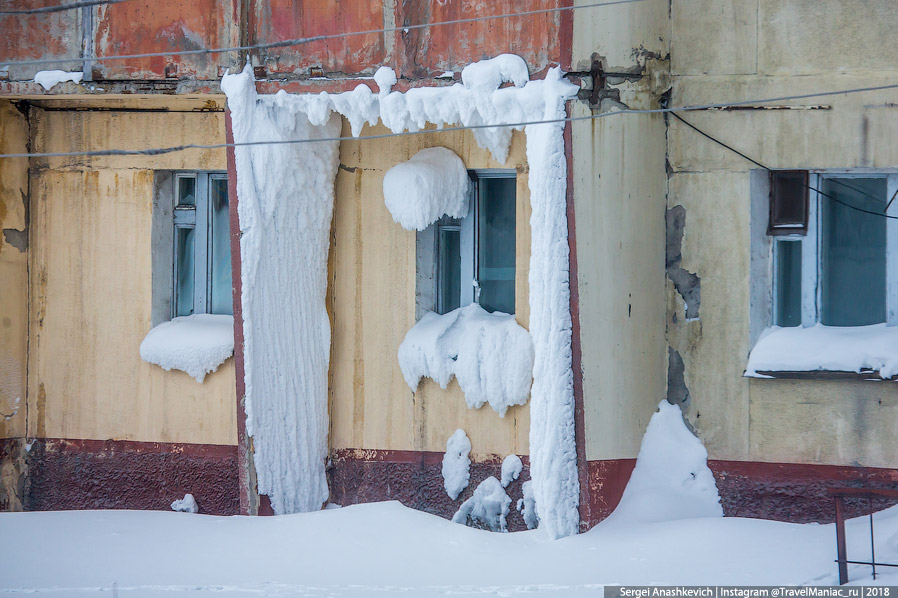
{"left": 746, "top": 324, "right": 898, "bottom": 379}
{"left": 442, "top": 429, "right": 471, "bottom": 500}
{"left": 170, "top": 494, "right": 199, "bottom": 514}
{"left": 452, "top": 476, "right": 512, "bottom": 532}
{"left": 139, "top": 314, "right": 234, "bottom": 383}
{"left": 604, "top": 401, "right": 723, "bottom": 527}
{"left": 33, "top": 70, "right": 83, "bottom": 90}
{"left": 523, "top": 68, "right": 581, "bottom": 539}
{"left": 383, "top": 147, "right": 470, "bottom": 231}
{"left": 221, "top": 57, "right": 578, "bottom": 532}
{"left": 398, "top": 303, "right": 534, "bottom": 417}
{"left": 517, "top": 479, "right": 539, "bottom": 530}
{"left": 500, "top": 454, "right": 523, "bottom": 488}
{"left": 222, "top": 66, "right": 341, "bottom": 515}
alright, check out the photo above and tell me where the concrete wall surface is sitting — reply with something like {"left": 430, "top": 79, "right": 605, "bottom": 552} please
{"left": 330, "top": 123, "right": 531, "bottom": 460}
{"left": 570, "top": 0, "right": 671, "bottom": 461}
{"left": 25, "top": 104, "right": 236, "bottom": 446}
{"left": 668, "top": 0, "right": 898, "bottom": 467}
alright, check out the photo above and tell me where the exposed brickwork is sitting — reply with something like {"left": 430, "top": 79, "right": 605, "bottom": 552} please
{"left": 329, "top": 449, "right": 532, "bottom": 531}
{"left": 23, "top": 438, "right": 239, "bottom": 515}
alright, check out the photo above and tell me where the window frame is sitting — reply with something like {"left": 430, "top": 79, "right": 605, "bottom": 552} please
{"left": 416, "top": 168, "right": 517, "bottom": 318}
{"left": 771, "top": 172, "right": 898, "bottom": 327}
{"left": 152, "top": 170, "right": 230, "bottom": 323}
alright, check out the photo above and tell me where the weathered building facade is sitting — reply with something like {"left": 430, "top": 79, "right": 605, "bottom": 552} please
{"left": 1, "top": 0, "right": 897, "bottom": 529}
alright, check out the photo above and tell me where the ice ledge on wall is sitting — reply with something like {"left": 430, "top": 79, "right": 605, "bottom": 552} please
{"left": 398, "top": 304, "right": 534, "bottom": 418}
{"left": 383, "top": 147, "right": 470, "bottom": 231}
{"left": 139, "top": 314, "right": 234, "bottom": 383}
{"left": 746, "top": 324, "right": 898, "bottom": 379}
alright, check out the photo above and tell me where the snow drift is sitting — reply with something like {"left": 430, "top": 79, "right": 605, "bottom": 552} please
{"left": 139, "top": 314, "right": 234, "bottom": 383}
{"left": 398, "top": 303, "right": 534, "bottom": 417}
{"left": 604, "top": 401, "right": 723, "bottom": 526}
{"left": 383, "top": 147, "right": 471, "bottom": 231}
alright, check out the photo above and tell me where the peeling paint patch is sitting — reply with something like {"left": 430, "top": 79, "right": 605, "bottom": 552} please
{"left": 2, "top": 228, "right": 26, "bottom": 252}
{"left": 666, "top": 346, "right": 690, "bottom": 407}
{"left": 666, "top": 205, "right": 701, "bottom": 319}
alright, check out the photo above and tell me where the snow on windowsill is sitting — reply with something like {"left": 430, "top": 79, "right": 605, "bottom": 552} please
{"left": 745, "top": 324, "right": 898, "bottom": 380}
{"left": 139, "top": 314, "right": 235, "bottom": 383}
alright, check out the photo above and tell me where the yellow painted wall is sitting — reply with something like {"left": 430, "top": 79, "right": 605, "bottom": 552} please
{"left": 667, "top": 0, "right": 898, "bottom": 467}
{"left": 329, "top": 122, "right": 531, "bottom": 459}
{"left": 25, "top": 104, "right": 236, "bottom": 446}
{"left": 571, "top": 0, "right": 671, "bottom": 460}
{"left": 0, "top": 101, "right": 28, "bottom": 440}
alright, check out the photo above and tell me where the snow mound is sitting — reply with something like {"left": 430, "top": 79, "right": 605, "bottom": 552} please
{"left": 139, "top": 314, "right": 234, "bottom": 383}
{"left": 398, "top": 303, "right": 534, "bottom": 417}
{"left": 373, "top": 66, "right": 397, "bottom": 95}
{"left": 170, "top": 494, "right": 199, "bottom": 513}
{"left": 461, "top": 54, "right": 529, "bottom": 91}
{"left": 442, "top": 429, "right": 472, "bottom": 500}
{"left": 517, "top": 479, "right": 539, "bottom": 529}
{"left": 604, "top": 401, "right": 723, "bottom": 527}
{"left": 383, "top": 147, "right": 471, "bottom": 231}
{"left": 746, "top": 324, "right": 898, "bottom": 379}
{"left": 34, "top": 70, "right": 83, "bottom": 90}
{"left": 500, "top": 454, "right": 523, "bottom": 488}
{"left": 452, "top": 476, "right": 511, "bottom": 532}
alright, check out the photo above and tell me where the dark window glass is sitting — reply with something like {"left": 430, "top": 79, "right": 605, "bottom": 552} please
{"left": 438, "top": 227, "right": 461, "bottom": 314}
{"left": 477, "top": 177, "right": 515, "bottom": 314}
{"left": 820, "top": 177, "right": 887, "bottom": 326}
{"left": 769, "top": 171, "right": 808, "bottom": 233}
{"left": 178, "top": 176, "right": 196, "bottom": 207}
{"left": 209, "top": 178, "right": 233, "bottom": 315}
{"left": 775, "top": 240, "right": 801, "bottom": 327}
{"left": 175, "top": 226, "right": 196, "bottom": 316}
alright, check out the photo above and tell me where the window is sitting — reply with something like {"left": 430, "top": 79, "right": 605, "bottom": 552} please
{"left": 152, "top": 171, "right": 232, "bottom": 324}
{"left": 770, "top": 172, "right": 898, "bottom": 328}
{"left": 418, "top": 170, "right": 517, "bottom": 317}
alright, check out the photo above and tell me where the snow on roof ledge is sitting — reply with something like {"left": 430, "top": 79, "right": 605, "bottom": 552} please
{"left": 383, "top": 147, "right": 470, "bottom": 231}
{"left": 745, "top": 324, "right": 898, "bottom": 379}
{"left": 33, "top": 70, "right": 83, "bottom": 90}
{"left": 139, "top": 314, "right": 235, "bottom": 383}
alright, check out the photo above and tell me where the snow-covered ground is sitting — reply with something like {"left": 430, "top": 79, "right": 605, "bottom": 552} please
{"left": 1, "top": 500, "right": 895, "bottom": 596}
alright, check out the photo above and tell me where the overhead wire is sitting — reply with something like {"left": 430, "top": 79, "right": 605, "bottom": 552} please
{"left": 1, "top": 0, "right": 647, "bottom": 68}
{"left": 0, "top": 0, "right": 128, "bottom": 15}
{"left": 670, "top": 112, "right": 898, "bottom": 221}
{"left": 2, "top": 83, "right": 898, "bottom": 160}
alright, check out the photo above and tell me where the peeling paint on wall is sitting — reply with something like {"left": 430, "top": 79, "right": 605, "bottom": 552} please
{"left": 665, "top": 205, "right": 700, "bottom": 320}
{"left": 666, "top": 346, "right": 690, "bottom": 407}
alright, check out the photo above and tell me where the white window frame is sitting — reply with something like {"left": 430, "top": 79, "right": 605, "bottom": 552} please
{"left": 771, "top": 172, "right": 898, "bottom": 327}
{"left": 416, "top": 169, "right": 517, "bottom": 318}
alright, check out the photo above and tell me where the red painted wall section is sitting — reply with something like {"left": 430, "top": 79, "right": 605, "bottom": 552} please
{"left": 247, "top": 0, "right": 385, "bottom": 75}
{"left": 582, "top": 459, "right": 898, "bottom": 529}
{"left": 22, "top": 439, "right": 239, "bottom": 515}
{"left": 1, "top": 7, "right": 80, "bottom": 81}
{"left": 329, "top": 449, "right": 532, "bottom": 531}
{"left": 393, "top": 0, "right": 566, "bottom": 79}
{"left": 93, "top": 0, "right": 238, "bottom": 80}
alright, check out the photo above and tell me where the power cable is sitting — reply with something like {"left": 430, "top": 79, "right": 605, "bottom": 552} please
{"left": 2, "top": 83, "right": 897, "bottom": 160}
{"left": 0, "top": 0, "right": 128, "bottom": 15}
{"left": 671, "top": 112, "right": 898, "bottom": 221}
{"left": 0, "top": 0, "right": 646, "bottom": 68}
